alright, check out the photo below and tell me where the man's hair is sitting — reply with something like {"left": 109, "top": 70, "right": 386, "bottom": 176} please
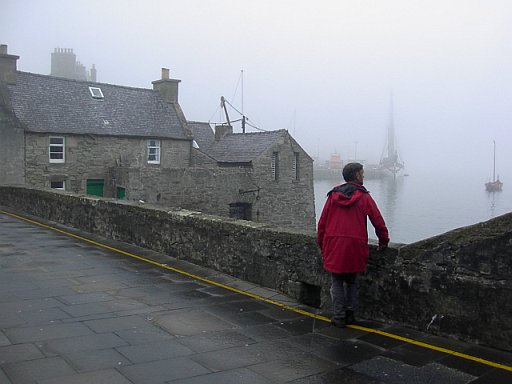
{"left": 342, "top": 162, "right": 363, "bottom": 182}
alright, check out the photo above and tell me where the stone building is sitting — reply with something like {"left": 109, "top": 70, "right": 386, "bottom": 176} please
{"left": 0, "top": 44, "right": 315, "bottom": 231}
{"left": 51, "top": 48, "right": 97, "bottom": 82}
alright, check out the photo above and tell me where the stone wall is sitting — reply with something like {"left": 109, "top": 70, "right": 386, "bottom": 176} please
{"left": 24, "top": 133, "right": 191, "bottom": 195}
{"left": 0, "top": 87, "right": 25, "bottom": 185}
{"left": 16, "top": 132, "right": 316, "bottom": 232}
{"left": 1, "top": 186, "right": 511, "bottom": 351}
{"left": 251, "top": 133, "right": 316, "bottom": 232}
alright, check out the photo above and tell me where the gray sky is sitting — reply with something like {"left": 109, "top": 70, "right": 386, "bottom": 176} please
{"left": 2, "top": 0, "right": 511, "bottom": 177}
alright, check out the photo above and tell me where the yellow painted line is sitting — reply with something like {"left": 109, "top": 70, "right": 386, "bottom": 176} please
{"left": 1, "top": 209, "right": 512, "bottom": 373}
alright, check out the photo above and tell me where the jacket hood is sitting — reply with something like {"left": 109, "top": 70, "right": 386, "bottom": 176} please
{"left": 327, "top": 182, "right": 368, "bottom": 206}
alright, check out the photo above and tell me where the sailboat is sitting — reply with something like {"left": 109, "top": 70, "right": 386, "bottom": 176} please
{"left": 485, "top": 140, "right": 503, "bottom": 192}
{"left": 379, "top": 95, "right": 404, "bottom": 176}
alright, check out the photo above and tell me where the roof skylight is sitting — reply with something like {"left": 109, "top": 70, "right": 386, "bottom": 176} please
{"left": 89, "top": 86, "right": 104, "bottom": 99}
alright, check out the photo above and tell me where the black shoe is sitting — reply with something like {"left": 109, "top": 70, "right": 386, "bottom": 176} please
{"left": 330, "top": 318, "right": 346, "bottom": 328}
{"left": 345, "top": 310, "right": 355, "bottom": 325}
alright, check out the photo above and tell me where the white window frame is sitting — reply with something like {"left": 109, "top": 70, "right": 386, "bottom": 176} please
{"left": 49, "top": 136, "right": 65, "bottom": 163}
{"left": 50, "top": 180, "right": 65, "bottom": 190}
{"left": 271, "top": 152, "right": 279, "bottom": 181}
{"left": 147, "top": 139, "right": 161, "bottom": 164}
{"left": 89, "top": 86, "right": 104, "bottom": 99}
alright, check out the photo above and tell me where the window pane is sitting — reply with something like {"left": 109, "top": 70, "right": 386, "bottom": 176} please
{"left": 50, "top": 137, "right": 64, "bottom": 144}
{"left": 50, "top": 153, "right": 63, "bottom": 159}
{"left": 50, "top": 181, "right": 65, "bottom": 189}
{"left": 148, "top": 140, "right": 160, "bottom": 163}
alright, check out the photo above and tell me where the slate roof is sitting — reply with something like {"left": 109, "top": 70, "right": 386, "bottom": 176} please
{"left": 187, "top": 121, "right": 215, "bottom": 150}
{"left": 6, "top": 71, "right": 190, "bottom": 139}
{"left": 192, "top": 126, "right": 286, "bottom": 163}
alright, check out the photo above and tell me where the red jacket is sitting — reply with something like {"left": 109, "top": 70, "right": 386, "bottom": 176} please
{"left": 317, "top": 182, "right": 389, "bottom": 274}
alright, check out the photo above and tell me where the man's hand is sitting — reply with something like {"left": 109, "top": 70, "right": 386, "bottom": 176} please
{"left": 377, "top": 244, "right": 387, "bottom": 251}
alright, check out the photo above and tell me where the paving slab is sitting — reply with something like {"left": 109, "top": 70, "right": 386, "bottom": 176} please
{"left": 169, "top": 367, "right": 273, "bottom": 384}
{"left": 1, "top": 209, "right": 512, "bottom": 384}
{"left": 2, "top": 356, "right": 76, "bottom": 384}
{"left": 38, "top": 369, "right": 133, "bottom": 384}
{"left": 119, "top": 357, "right": 211, "bottom": 383}
{"left": 350, "top": 356, "right": 476, "bottom": 384}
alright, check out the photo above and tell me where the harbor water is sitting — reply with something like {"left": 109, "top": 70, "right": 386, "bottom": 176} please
{"left": 314, "top": 169, "right": 512, "bottom": 244}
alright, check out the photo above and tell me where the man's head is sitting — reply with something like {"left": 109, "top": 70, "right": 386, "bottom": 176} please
{"left": 342, "top": 162, "right": 364, "bottom": 185}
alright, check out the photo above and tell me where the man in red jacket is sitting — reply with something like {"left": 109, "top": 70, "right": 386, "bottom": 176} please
{"left": 317, "top": 162, "right": 389, "bottom": 328}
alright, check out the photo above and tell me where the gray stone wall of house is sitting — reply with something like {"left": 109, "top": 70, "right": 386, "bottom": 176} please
{"left": 251, "top": 134, "right": 316, "bottom": 231}
{"left": 11, "top": 130, "right": 315, "bottom": 231}
{"left": 123, "top": 133, "right": 316, "bottom": 232}
{"left": 24, "top": 133, "right": 191, "bottom": 195}
{"left": 1, "top": 186, "right": 511, "bottom": 351}
{"left": 0, "top": 93, "right": 25, "bottom": 186}
{"left": 124, "top": 166, "right": 256, "bottom": 214}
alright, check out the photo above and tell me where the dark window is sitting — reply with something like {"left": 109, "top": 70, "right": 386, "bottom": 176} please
{"left": 293, "top": 152, "right": 300, "bottom": 180}
{"left": 50, "top": 180, "right": 65, "bottom": 190}
{"left": 229, "top": 202, "right": 252, "bottom": 221}
{"left": 271, "top": 152, "right": 279, "bottom": 181}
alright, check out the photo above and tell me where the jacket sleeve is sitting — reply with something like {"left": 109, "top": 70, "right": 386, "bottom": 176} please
{"left": 317, "top": 197, "right": 331, "bottom": 250}
{"left": 366, "top": 196, "right": 389, "bottom": 246}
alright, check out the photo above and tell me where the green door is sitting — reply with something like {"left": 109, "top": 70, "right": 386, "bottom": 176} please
{"left": 116, "top": 187, "right": 126, "bottom": 199}
{"left": 86, "top": 179, "right": 104, "bottom": 197}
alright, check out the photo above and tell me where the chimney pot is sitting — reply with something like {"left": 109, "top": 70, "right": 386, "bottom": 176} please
{"left": 162, "top": 68, "right": 170, "bottom": 80}
{"left": 0, "top": 45, "right": 7, "bottom": 54}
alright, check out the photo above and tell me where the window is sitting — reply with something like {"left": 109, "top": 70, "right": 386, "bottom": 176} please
{"left": 89, "top": 86, "right": 104, "bottom": 99}
{"left": 229, "top": 202, "right": 252, "bottom": 221}
{"left": 147, "top": 139, "right": 161, "bottom": 164}
{"left": 293, "top": 152, "right": 300, "bottom": 180}
{"left": 50, "top": 180, "right": 65, "bottom": 190}
{"left": 271, "top": 152, "right": 279, "bottom": 181}
{"left": 49, "top": 136, "right": 65, "bottom": 163}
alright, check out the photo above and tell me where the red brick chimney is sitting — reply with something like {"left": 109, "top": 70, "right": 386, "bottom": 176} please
{"left": 152, "top": 67, "right": 181, "bottom": 104}
{"left": 0, "top": 45, "right": 19, "bottom": 85}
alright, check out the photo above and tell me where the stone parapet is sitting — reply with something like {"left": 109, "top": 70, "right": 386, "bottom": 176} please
{"left": 1, "top": 186, "right": 510, "bottom": 351}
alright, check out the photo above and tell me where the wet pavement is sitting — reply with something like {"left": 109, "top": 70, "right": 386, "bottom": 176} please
{"left": 0, "top": 208, "right": 511, "bottom": 384}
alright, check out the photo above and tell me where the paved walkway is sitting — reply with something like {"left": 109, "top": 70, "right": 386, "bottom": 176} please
{"left": 0, "top": 209, "right": 511, "bottom": 384}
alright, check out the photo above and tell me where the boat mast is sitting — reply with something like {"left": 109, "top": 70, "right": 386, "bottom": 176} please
{"left": 388, "top": 94, "right": 395, "bottom": 160}
{"left": 493, "top": 140, "right": 496, "bottom": 182}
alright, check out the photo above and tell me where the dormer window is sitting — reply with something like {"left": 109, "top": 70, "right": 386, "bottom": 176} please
{"left": 89, "top": 86, "right": 104, "bottom": 99}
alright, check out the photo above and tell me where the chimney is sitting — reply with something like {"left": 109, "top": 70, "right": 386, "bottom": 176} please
{"left": 0, "top": 44, "right": 19, "bottom": 85}
{"left": 90, "top": 64, "right": 97, "bottom": 82}
{"left": 152, "top": 67, "right": 181, "bottom": 104}
{"left": 214, "top": 124, "right": 233, "bottom": 141}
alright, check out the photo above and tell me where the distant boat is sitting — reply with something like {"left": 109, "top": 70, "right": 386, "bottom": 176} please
{"left": 379, "top": 95, "right": 404, "bottom": 177}
{"left": 485, "top": 140, "right": 503, "bottom": 192}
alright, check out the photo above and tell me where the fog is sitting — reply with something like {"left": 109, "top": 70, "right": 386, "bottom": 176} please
{"left": 2, "top": 0, "right": 511, "bottom": 178}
